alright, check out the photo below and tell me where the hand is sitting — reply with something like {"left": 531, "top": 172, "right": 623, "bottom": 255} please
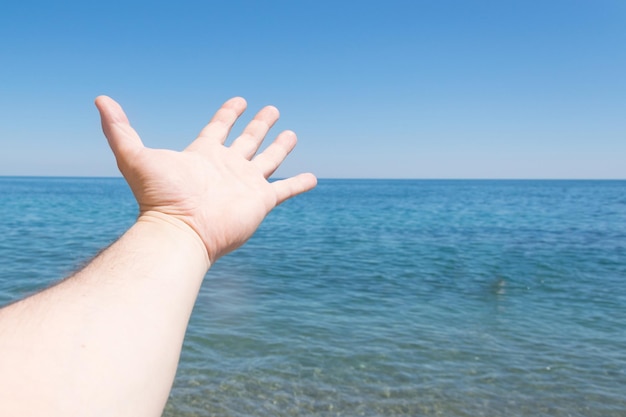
{"left": 95, "top": 96, "right": 317, "bottom": 263}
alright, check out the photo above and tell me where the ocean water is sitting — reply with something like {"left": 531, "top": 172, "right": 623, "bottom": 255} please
{"left": 1, "top": 177, "right": 625, "bottom": 416}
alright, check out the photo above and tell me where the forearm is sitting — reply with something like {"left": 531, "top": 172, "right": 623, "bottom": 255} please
{"left": 0, "top": 212, "right": 209, "bottom": 417}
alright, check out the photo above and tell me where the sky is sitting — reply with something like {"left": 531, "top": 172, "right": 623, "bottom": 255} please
{"left": 0, "top": 0, "right": 625, "bottom": 179}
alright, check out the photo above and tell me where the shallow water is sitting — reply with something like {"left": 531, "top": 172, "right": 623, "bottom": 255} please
{"left": 1, "top": 178, "right": 625, "bottom": 416}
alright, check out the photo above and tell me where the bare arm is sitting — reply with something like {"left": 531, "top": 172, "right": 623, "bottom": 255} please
{"left": 0, "top": 96, "right": 316, "bottom": 416}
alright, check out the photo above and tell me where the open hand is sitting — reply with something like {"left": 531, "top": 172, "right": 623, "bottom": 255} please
{"left": 95, "top": 96, "right": 317, "bottom": 263}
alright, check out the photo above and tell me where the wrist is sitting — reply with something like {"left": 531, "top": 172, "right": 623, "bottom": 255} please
{"left": 135, "top": 211, "right": 211, "bottom": 270}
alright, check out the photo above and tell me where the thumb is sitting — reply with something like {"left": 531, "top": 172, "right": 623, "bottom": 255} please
{"left": 95, "top": 96, "right": 144, "bottom": 165}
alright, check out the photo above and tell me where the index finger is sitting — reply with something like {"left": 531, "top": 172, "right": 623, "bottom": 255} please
{"left": 187, "top": 97, "right": 247, "bottom": 152}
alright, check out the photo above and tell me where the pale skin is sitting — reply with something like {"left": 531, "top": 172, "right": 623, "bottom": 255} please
{"left": 0, "top": 96, "right": 317, "bottom": 416}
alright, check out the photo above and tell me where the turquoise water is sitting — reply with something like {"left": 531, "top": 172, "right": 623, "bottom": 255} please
{"left": 1, "top": 177, "right": 625, "bottom": 416}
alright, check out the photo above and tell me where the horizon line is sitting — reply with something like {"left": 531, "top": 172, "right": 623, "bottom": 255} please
{"left": 1, "top": 175, "right": 625, "bottom": 181}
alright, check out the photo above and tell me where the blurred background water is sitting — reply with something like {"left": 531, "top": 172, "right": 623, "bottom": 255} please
{"left": 1, "top": 177, "right": 625, "bottom": 416}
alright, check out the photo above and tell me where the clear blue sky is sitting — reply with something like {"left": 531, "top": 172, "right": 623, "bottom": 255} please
{"left": 1, "top": 0, "right": 625, "bottom": 178}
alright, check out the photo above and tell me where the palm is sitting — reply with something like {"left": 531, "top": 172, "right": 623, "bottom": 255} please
{"left": 96, "top": 96, "right": 316, "bottom": 262}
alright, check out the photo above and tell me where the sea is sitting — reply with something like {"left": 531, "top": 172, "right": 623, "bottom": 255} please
{"left": 1, "top": 177, "right": 625, "bottom": 417}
